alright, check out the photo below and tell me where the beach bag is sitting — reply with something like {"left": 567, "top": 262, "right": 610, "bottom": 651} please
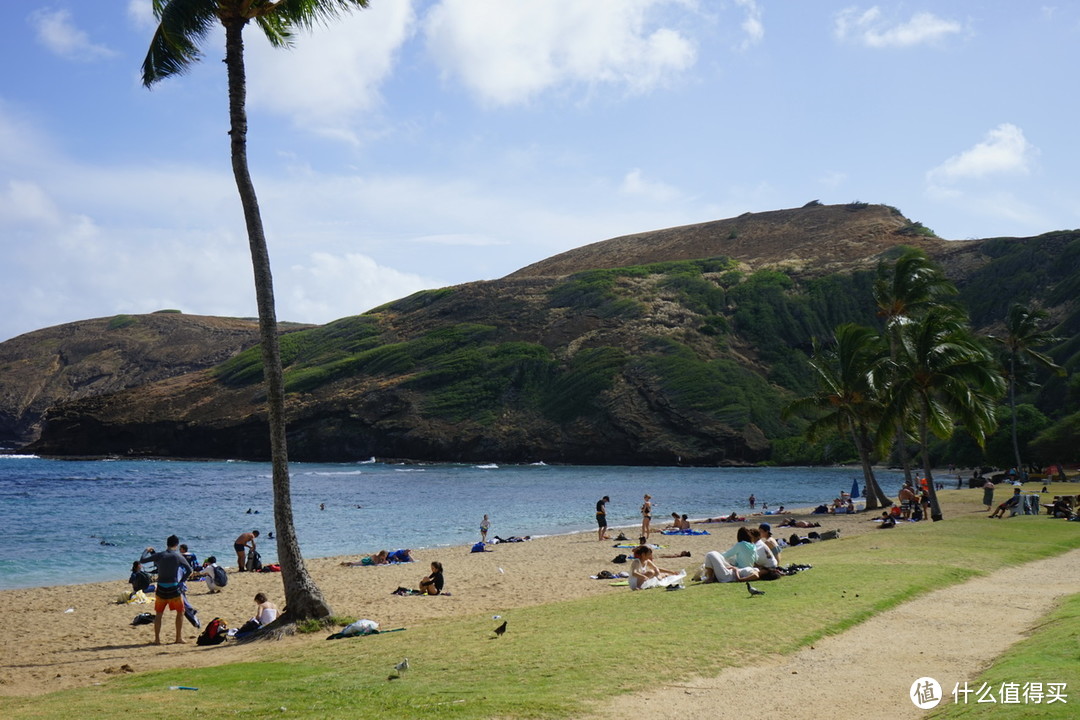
{"left": 197, "top": 617, "right": 228, "bottom": 646}
{"left": 260, "top": 564, "right": 281, "bottom": 573}
{"left": 212, "top": 565, "right": 228, "bottom": 587}
{"left": 612, "top": 554, "right": 628, "bottom": 564}
{"left": 246, "top": 549, "right": 262, "bottom": 572}
{"left": 470, "top": 542, "right": 486, "bottom": 553}
{"left": 131, "top": 612, "right": 154, "bottom": 626}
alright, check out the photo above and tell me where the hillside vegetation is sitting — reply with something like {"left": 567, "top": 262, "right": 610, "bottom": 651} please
{"left": 10, "top": 203, "right": 1080, "bottom": 466}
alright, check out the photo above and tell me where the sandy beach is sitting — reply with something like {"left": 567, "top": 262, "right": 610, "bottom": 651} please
{"left": 0, "top": 485, "right": 1069, "bottom": 713}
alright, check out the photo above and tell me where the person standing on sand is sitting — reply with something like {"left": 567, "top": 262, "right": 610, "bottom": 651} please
{"left": 140, "top": 535, "right": 192, "bottom": 645}
{"left": 596, "top": 496, "right": 610, "bottom": 541}
{"left": 641, "top": 494, "right": 653, "bottom": 540}
{"left": 480, "top": 514, "right": 490, "bottom": 543}
{"left": 234, "top": 530, "right": 259, "bottom": 571}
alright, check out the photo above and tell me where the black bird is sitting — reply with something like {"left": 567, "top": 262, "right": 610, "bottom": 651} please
{"left": 494, "top": 620, "right": 508, "bottom": 637}
{"left": 746, "top": 582, "right": 765, "bottom": 597}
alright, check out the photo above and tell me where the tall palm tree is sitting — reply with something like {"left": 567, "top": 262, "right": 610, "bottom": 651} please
{"left": 873, "top": 248, "right": 958, "bottom": 485}
{"left": 882, "top": 307, "right": 1005, "bottom": 520}
{"left": 142, "top": 0, "right": 369, "bottom": 623}
{"left": 990, "top": 304, "right": 1064, "bottom": 474}
{"left": 784, "top": 323, "right": 892, "bottom": 509}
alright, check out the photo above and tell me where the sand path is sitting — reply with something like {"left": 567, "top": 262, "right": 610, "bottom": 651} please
{"left": 593, "top": 547, "right": 1080, "bottom": 719}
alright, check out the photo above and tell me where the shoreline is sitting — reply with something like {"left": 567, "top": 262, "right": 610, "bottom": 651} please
{"left": 0, "top": 485, "right": 1006, "bottom": 699}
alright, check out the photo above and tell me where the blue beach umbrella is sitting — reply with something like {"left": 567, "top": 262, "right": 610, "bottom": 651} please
{"left": 851, "top": 478, "right": 860, "bottom": 499}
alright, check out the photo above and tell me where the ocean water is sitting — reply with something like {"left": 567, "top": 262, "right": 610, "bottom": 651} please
{"left": 0, "top": 455, "right": 904, "bottom": 590}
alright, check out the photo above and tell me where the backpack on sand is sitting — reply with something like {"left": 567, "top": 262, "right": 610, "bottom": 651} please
{"left": 197, "top": 617, "right": 228, "bottom": 646}
{"left": 212, "top": 564, "right": 228, "bottom": 587}
{"left": 246, "top": 549, "right": 262, "bottom": 572}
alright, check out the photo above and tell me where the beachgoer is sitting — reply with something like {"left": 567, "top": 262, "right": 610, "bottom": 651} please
{"left": 234, "top": 530, "right": 259, "bottom": 572}
{"left": 237, "top": 592, "right": 279, "bottom": 635}
{"left": 387, "top": 549, "right": 413, "bottom": 563}
{"left": 748, "top": 494, "right": 756, "bottom": 510}
{"left": 140, "top": 535, "right": 192, "bottom": 644}
{"left": 701, "top": 527, "right": 761, "bottom": 583}
{"left": 596, "top": 496, "right": 610, "bottom": 541}
{"left": 129, "top": 561, "right": 152, "bottom": 595}
{"left": 752, "top": 527, "right": 778, "bottom": 569}
{"left": 982, "top": 478, "right": 995, "bottom": 511}
{"left": 189, "top": 556, "right": 225, "bottom": 592}
{"left": 898, "top": 483, "right": 918, "bottom": 520}
{"left": 878, "top": 511, "right": 897, "bottom": 528}
{"left": 641, "top": 495, "right": 653, "bottom": 540}
{"left": 919, "top": 490, "right": 931, "bottom": 522}
{"left": 480, "top": 514, "right": 490, "bottom": 543}
{"left": 340, "top": 550, "right": 390, "bottom": 567}
{"left": 780, "top": 517, "right": 820, "bottom": 529}
{"left": 758, "top": 522, "right": 781, "bottom": 563}
{"left": 418, "top": 561, "right": 444, "bottom": 595}
{"left": 179, "top": 544, "right": 200, "bottom": 571}
{"left": 665, "top": 512, "right": 681, "bottom": 531}
{"left": 989, "top": 488, "right": 1023, "bottom": 518}
{"left": 629, "top": 545, "right": 679, "bottom": 590}
{"left": 678, "top": 514, "right": 691, "bottom": 530}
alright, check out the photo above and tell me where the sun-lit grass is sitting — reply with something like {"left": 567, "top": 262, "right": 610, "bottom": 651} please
{"left": 3, "top": 504, "right": 1080, "bottom": 719}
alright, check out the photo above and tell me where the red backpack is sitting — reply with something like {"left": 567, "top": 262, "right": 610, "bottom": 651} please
{"left": 197, "top": 617, "right": 228, "bottom": 646}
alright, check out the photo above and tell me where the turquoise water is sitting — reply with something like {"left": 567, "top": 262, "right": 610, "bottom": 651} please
{"left": 0, "top": 455, "right": 900, "bottom": 590}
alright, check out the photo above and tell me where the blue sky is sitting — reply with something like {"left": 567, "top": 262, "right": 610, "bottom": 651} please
{"left": 1, "top": 1, "right": 1077, "bottom": 342}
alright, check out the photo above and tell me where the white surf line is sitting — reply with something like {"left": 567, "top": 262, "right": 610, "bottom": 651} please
{"left": 593, "top": 547, "right": 1080, "bottom": 719}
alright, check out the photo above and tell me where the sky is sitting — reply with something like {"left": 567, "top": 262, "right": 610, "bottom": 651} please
{"left": 1, "top": 1, "right": 1078, "bottom": 343}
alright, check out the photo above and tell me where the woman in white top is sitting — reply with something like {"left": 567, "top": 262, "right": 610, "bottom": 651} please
{"left": 253, "top": 592, "right": 278, "bottom": 625}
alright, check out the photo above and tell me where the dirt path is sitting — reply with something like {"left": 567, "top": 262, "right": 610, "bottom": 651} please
{"left": 592, "top": 547, "right": 1080, "bottom": 719}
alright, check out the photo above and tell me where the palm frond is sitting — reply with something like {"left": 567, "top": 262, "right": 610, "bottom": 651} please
{"left": 142, "top": 0, "right": 219, "bottom": 87}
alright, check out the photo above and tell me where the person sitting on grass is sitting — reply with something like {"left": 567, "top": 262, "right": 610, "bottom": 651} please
{"left": 629, "top": 545, "right": 679, "bottom": 590}
{"left": 700, "top": 527, "right": 761, "bottom": 583}
{"left": 989, "top": 488, "right": 1023, "bottom": 518}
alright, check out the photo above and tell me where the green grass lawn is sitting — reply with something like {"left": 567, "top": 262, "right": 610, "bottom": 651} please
{"left": 4, "top": 501, "right": 1080, "bottom": 719}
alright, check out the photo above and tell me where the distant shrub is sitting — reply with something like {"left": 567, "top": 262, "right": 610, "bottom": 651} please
{"left": 803, "top": 200, "right": 822, "bottom": 208}
{"left": 897, "top": 221, "right": 937, "bottom": 238}
{"left": 107, "top": 315, "right": 137, "bottom": 330}
{"left": 152, "top": 309, "right": 183, "bottom": 314}
{"left": 370, "top": 288, "right": 456, "bottom": 314}
{"left": 847, "top": 201, "right": 869, "bottom": 210}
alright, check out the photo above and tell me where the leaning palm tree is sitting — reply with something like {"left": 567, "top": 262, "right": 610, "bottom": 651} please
{"left": 882, "top": 307, "right": 1005, "bottom": 521}
{"left": 142, "top": 0, "right": 369, "bottom": 623}
{"left": 784, "top": 323, "right": 893, "bottom": 510}
{"left": 873, "top": 248, "right": 958, "bottom": 484}
{"left": 989, "top": 303, "right": 1064, "bottom": 473}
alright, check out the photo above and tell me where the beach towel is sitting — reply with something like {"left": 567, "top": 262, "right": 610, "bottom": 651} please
{"left": 660, "top": 529, "right": 709, "bottom": 535}
{"left": 635, "top": 570, "right": 687, "bottom": 590}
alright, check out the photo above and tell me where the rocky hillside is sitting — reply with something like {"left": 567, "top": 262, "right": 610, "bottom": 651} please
{"left": 14, "top": 203, "right": 1080, "bottom": 465}
{"left": 0, "top": 312, "right": 307, "bottom": 446}
{"left": 509, "top": 202, "right": 976, "bottom": 278}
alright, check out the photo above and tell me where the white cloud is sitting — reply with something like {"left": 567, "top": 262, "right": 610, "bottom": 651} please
{"left": 834, "top": 6, "right": 962, "bottom": 48}
{"left": 621, "top": 169, "right": 681, "bottom": 202}
{"left": 29, "top": 8, "right": 116, "bottom": 61}
{"left": 927, "top": 124, "right": 1037, "bottom": 184}
{"left": 126, "top": 0, "right": 156, "bottom": 30}
{"left": 283, "top": 252, "right": 437, "bottom": 323}
{"left": 734, "top": 0, "right": 764, "bottom": 50}
{"left": 423, "top": 0, "right": 697, "bottom": 106}
{"left": 246, "top": 2, "right": 415, "bottom": 139}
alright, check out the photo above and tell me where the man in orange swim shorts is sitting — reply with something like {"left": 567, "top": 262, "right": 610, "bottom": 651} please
{"left": 140, "top": 535, "right": 193, "bottom": 644}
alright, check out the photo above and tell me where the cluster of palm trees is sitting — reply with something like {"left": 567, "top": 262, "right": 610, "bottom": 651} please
{"left": 786, "top": 248, "right": 1061, "bottom": 522}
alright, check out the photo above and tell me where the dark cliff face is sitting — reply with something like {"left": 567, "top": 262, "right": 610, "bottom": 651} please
{"left": 0, "top": 313, "right": 307, "bottom": 446}
{"left": 15, "top": 204, "right": 1080, "bottom": 465}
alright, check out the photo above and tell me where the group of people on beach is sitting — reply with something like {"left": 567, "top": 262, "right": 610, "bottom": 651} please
{"left": 629, "top": 522, "right": 787, "bottom": 590}
{"left": 135, "top": 534, "right": 278, "bottom": 644}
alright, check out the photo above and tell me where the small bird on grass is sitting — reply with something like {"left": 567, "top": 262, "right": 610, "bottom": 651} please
{"left": 746, "top": 582, "right": 765, "bottom": 597}
{"left": 494, "top": 620, "right": 508, "bottom": 637}
{"left": 388, "top": 657, "right": 410, "bottom": 680}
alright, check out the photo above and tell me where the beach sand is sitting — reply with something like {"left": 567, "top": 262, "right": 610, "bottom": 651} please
{"left": 0, "top": 484, "right": 1064, "bottom": 715}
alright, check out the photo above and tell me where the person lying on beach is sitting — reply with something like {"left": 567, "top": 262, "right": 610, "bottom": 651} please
{"left": 779, "top": 517, "right": 821, "bottom": 528}
{"left": 629, "top": 545, "right": 680, "bottom": 590}
{"left": 700, "top": 512, "right": 744, "bottom": 523}
{"left": 418, "top": 561, "right": 444, "bottom": 595}
{"left": 492, "top": 535, "right": 532, "bottom": 543}
{"left": 340, "top": 550, "right": 390, "bottom": 567}
{"left": 700, "top": 527, "right": 762, "bottom": 583}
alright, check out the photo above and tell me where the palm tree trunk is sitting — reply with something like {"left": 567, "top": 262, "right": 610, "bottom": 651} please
{"left": 852, "top": 425, "right": 889, "bottom": 509}
{"left": 1009, "top": 353, "right": 1022, "bottom": 472}
{"left": 225, "top": 19, "right": 331, "bottom": 621}
{"left": 918, "top": 401, "right": 943, "bottom": 521}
